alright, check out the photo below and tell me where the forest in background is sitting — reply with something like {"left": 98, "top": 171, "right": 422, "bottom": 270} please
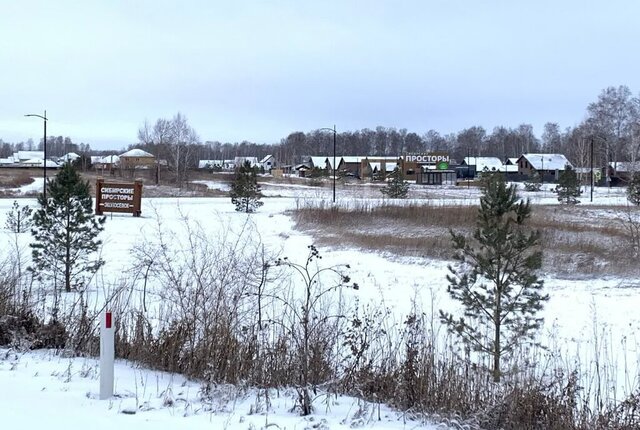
{"left": 2, "top": 85, "right": 640, "bottom": 170}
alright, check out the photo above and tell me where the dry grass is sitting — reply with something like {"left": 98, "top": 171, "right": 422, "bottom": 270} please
{"left": 292, "top": 201, "right": 640, "bottom": 277}
{"left": 0, "top": 172, "right": 35, "bottom": 188}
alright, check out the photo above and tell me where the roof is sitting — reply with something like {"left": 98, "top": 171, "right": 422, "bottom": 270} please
{"left": 61, "top": 152, "right": 80, "bottom": 161}
{"left": 340, "top": 156, "right": 367, "bottom": 164}
{"left": 198, "top": 159, "right": 224, "bottom": 169}
{"left": 120, "top": 148, "right": 154, "bottom": 158}
{"left": 234, "top": 156, "right": 259, "bottom": 166}
{"left": 15, "top": 151, "right": 44, "bottom": 161}
{"left": 309, "top": 156, "right": 329, "bottom": 168}
{"left": 519, "top": 153, "right": 572, "bottom": 170}
{"left": 463, "top": 157, "right": 504, "bottom": 172}
{"left": 259, "top": 155, "right": 273, "bottom": 163}
{"left": 609, "top": 161, "right": 640, "bottom": 172}
{"left": 370, "top": 162, "right": 397, "bottom": 173}
{"left": 505, "top": 158, "right": 519, "bottom": 165}
{"left": 97, "top": 155, "right": 120, "bottom": 164}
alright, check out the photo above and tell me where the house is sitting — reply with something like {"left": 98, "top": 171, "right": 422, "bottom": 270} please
{"left": 461, "top": 157, "right": 504, "bottom": 174}
{"left": 119, "top": 148, "right": 156, "bottom": 169}
{"left": 309, "top": 156, "right": 331, "bottom": 171}
{"left": 234, "top": 156, "right": 259, "bottom": 169}
{"left": 198, "top": 159, "right": 226, "bottom": 170}
{"left": 59, "top": 152, "right": 80, "bottom": 163}
{"left": 94, "top": 155, "right": 120, "bottom": 171}
{"left": 337, "top": 156, "right": 369, "bottom": 178}
{"left": 260, "top": 155, "right": 277, "bottom": 172}
{"left": 607, "top": 161, "right": 640, "bottom": 183}
{"left": 516, "top": 153, "right": 572, "bottom": 182}
{"left": 13, "top": 151, "right": 44, "bottom": 163}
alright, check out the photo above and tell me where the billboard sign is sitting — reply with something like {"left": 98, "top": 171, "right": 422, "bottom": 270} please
{"left": 95, "top": 179, "right": 143, "bottom": 217}
{"left": 403, "top": 153, "right": 450, "bottom": 164}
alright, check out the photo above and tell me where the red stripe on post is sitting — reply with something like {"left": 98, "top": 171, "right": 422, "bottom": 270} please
{"left": 105, "top": 312, "right": 112, "bottom": 329}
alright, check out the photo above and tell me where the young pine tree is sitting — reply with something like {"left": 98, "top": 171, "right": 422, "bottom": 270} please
{"left": 440, "top": 174, "right": 548, "bottom": 382}
{"left": 5, "top": 200, "right": 33, "bottom": 233}
{"left": 380, "top": 167, "right": 409, "bottom": 199}
{"left": 523, "top": 170, "right": 542, "bottom": 192}
{"left": 30, "top": 163, "right": 106, "bottom": 292}
{"left": 230, "top": 160, "right": 264, "bottom": 213}
{"left": 554, "top": 166, "right": 582, "bottom": 204}
{"left": 627, "top": 172, "right": 640, "bottom": 206}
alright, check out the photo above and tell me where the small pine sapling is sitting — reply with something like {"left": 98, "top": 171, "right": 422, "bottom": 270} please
{"left": 627, "top": 172, "right": 640, "bottom": 206}
{"left": 554, "top": 166, "right": 582, "bottom": 204}
{"left": 380, "top": 167, "right": 409, "bottom": 199}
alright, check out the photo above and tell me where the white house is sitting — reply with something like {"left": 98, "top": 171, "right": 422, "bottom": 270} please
{"left": 462, "top": 156, "right": 504, "bottom": 173}
{"left": 234, "top": 156, "right": 259, "bottom": 168}
{"left": 260, "top": 155, "right": 276, "bottom": 171}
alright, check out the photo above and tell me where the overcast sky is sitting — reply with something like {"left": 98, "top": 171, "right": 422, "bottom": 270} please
{"left": 1, "top": 0, "right": 639, "bottom": 150}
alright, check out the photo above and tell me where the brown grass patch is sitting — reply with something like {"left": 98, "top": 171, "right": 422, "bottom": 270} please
{"left": 292, "top": 201, "right": 640, "bottom": 278}
{"left": 0, "top": 172, "right": 35, "bottom": 188}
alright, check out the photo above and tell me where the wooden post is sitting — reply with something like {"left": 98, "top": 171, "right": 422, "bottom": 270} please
{"left": 95, "top": 178, "right": 104, "bottom": 215}
{"left": 133, "top": 180, "right": 143, "bottom": 217}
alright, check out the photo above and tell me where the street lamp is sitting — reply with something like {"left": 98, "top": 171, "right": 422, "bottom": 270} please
{"left": 590, "top": 135, "right": 607, "bottom": 202}
{"left": 318, "top": 125, "right": 337, "bottom": 203}
{"left": 25, "top": 110, "right": 48, "bottom": 206}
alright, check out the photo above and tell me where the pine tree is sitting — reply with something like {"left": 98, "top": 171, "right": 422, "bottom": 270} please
{"left": 554, "top": 166, "right": 582, "bottom": 204}
{"left": 230, "top": 160, "right": 264, "bottom": 213}
{"left": 440, "top": 174, "right": 548, "bottom": 382}
{"left": 380, "top": 167, "right": 409, "bottom": 199}
{"left": 523, "top": 170, "right": 542, "bottom": 192}
{"left": 627, "top": 172, "right": 640, "bottom": 206}
{"left": 30, "top": 163, "right": 106, "bottom": 292}
{"left": 5, "top": 200, "right": 33, "bottom": 233}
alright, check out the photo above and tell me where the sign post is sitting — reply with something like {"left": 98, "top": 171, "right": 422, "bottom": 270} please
{"left": 100, "top": 311, "right": 114, "bottom": 400}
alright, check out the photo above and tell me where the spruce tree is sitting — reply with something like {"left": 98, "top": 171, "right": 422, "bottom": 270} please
{"left": 627, "top": 172, "right": 640, "bottom": 206}
{"left": 30, "top": 163, "right": 106, "bottom": 292}
{"left": 440, "top": 174, "right": 548, "bottom": 382}
{"left": 230, "top": 160, "right": 264, "bottom": 213}
{"left": 380, "top": 167, "right": 409, "bottom": 199}
{"left": 554, "top": 166, "right": 582, "bottom": 204}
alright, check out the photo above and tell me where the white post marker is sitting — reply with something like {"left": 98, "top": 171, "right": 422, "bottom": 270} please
{"left": 100, "top": 310, "right": 115, "bottom": 400}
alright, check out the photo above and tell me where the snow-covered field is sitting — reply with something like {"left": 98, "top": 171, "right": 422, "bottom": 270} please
{"left": 1, "top": 179, "right": 638, "bottom": 429}
{"left": 0, "top": 348, "right": 436, "bottom": 430}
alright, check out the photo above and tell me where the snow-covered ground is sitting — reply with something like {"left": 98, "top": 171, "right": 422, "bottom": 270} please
{"left": 0, "top": 349, "right": 436, "bottom": 430}
{"left": 1, "top": 179, "right": 638, "bottom": 428}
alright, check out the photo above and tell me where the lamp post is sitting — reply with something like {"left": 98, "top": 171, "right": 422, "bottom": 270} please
{"left": 590, "top": 135, "right": 607, "bottom": 202}
{"left": 319, "top": 126, "right": 337, "bottom": 203}
{"left": 25, "top": 110, "right": 48, "bottom": 206}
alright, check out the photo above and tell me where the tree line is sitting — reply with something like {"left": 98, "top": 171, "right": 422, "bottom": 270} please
{"left": 3, "top": 85, "right": 640, "bottom": 169}
{"left": 133, "top": 85, "right": 640, "bottom": 170}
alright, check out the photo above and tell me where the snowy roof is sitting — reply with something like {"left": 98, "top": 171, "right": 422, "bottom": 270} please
{"left": 120, "top": 148, "right": 154, "bottom": 158}
{"left": 259, "top": 155, "right": 273, "bottom": 163}
{"left": 609, "top": 161, "right": 640, "bottom": 172}
{"left": 198, "top": 159, "right": 224, "bottom": 169}
{"left": 340, "top": 156, "right": 367, "bottom": 164}
{"left": 234, "top": 156, "right": 259, "bottom": 166}
{"left": 520, "top": 153, "right": 572, "bottom": 170}
{"left": 15, "top": 151, "right": 44, "bottom": 161}
{"left": 309, "top": 156, "right": 329, "bottom": 168}
{"left": 369, "top": 162, "right": 397, "bottom": 173}
{"left": 463, "top": 157, "right": 503, "bottom": 172}
{"left": 61, "top": 152, "right": 80, "bottom": 161}
{"left": 97, "top": 155, "right": 120, "bottom": 164}
{"left": 505, "top": 158, "right": 519, "bottom": 165}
